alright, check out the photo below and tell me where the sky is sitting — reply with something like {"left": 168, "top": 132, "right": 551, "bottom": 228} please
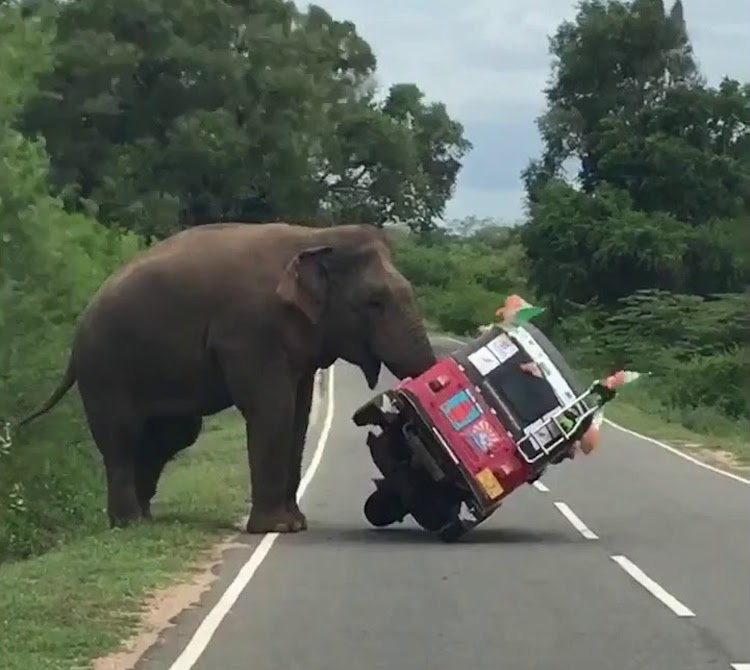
{"left": 310, "top": 0, "right": 750, "bottom": 225}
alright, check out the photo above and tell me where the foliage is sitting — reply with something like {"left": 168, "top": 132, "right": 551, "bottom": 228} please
{"left": 524, "top": 0, "right": 700, "bottom": 198}
{"left": 0, "top": 412, "right": 249, "bottom": 670}
{"left": 521, "top": 0, "right": 749, "bottom": 319}
{"left": 556, "top": 290, "right": 750, "bottom": 418}
{"left": 19, "top": 0, "right": 471, "bottom": 236}
{"left": 513, "top": 0, "right": 749, "bottom": 434}
{"left": 0, "top": 5, "right": 140, "bottom": 561}
{"left": 391, "top": 225, "right": 531, "bottom": 335}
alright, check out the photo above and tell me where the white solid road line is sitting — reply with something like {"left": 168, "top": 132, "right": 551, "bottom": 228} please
{"left": 532, "top": 480, "right": 550, "bottom": 492}
{"left": 611, "top": 555, "right": 695, "bottom": 618}
{"left": 731, "top": 664, "right": 750, "bottom": 669}
{"left": 168, "top": 366, "right": 337, "bottom": 670}
{"left": 309, "top": 370, "right": 322, "bottom": 427}
{"left": 603, "top": 418, "right": 750, "bottom": 486}
{"left": 553, "top": 501, "right": 598, "bottom": 540}
{"left": 431, "top": 334, "right": 750, "bottom": 486}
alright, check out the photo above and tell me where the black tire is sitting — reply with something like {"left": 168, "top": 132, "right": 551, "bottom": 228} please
{"left": 409, "top": 499, "right": 450, "bottom": 532}
{"left": 364, "top": 487, "right": 406, "bottom": 528}
{"left": 438, "top": 518, "right": 470, "bottom": 543}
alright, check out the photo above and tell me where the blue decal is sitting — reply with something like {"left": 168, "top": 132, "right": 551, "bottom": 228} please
{"left": 440, "top": 389, "right": 482, "bottom": 431}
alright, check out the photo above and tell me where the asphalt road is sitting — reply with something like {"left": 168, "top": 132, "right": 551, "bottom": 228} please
{"left": 138, "top": 337, "right": 750, "bottom": 670}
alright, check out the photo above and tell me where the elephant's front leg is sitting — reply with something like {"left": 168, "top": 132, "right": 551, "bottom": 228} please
{"left": 285, "top": 370, "right": 316, "bottom": 530}
{"left": 238, "top": 372, "right": 302, "bottom": 534}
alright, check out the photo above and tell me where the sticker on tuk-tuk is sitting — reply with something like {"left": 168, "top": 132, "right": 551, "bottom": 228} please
{"left": 476, "top": 468, "right": 504, "bottom": 499}
{"left": 463, "top": 417, "right": 501, "bottom": 453}
{"left": 440, "top": 389, "right": 482, "bottom": 431}
{"left": 467, "top": 346, "right": 501, "bottom": 375}
{"left": 486, "top": 333, "right": 519, "bottom": 363}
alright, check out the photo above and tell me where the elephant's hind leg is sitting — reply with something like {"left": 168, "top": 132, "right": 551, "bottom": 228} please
{"left": 136, "top": 415, "right": 203, "bottom": 518}
{"left": 83, "top": 405, "right": 143, "bottom": 528}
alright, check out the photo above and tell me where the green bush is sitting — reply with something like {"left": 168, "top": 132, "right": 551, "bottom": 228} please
{"left": 0, "top": 7, "right": 141, "bottom": 562}
{"left": 663, "top": 348, "right": 748, "bottom": 418}
{"left": 554, "top": 289, "right": 750, "bottom": 423}
{"left": 392, "top": 231, "right": 532, "bottom": 334}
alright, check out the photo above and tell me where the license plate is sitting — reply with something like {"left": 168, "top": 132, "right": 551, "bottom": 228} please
{"left": 476, "top": 468, "right": 504, "bottom": 499}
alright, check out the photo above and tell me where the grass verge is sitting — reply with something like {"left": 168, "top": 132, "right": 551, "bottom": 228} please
{"left": 0, "top": 410, "right": 249, "bottom": 670}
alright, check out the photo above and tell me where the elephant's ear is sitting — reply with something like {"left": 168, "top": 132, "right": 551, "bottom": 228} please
{"left": 276, "top": 245, "right": 334, "bottom": 323}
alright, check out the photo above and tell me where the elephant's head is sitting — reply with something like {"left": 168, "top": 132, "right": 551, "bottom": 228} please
{"left": 276, "top": 225, "right": 437, "bottom": 388}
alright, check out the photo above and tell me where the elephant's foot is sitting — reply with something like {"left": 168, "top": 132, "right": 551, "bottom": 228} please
{"left": 107, "top": 478, "right": 143, "bottom": 528}
{"left": 286, "top": 501, "right": 308, "bottom": 531}
{"left": 247, "top": 507, "right": 304, "bottom": 534}
{"left": 108, "top": 507, "right": 143, "bottom": 529}
{"left": 139, "top": 501, "right": 153, "bottom": 521}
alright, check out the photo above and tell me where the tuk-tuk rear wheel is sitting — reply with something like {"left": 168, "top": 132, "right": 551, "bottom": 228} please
{"left": 364, "top": 487, "right": 406, "bottom": 527}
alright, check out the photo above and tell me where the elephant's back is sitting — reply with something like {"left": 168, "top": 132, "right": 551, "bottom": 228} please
{"left": 74, "top": 223, "right": 302, "bottom": 353}
{"left": 76, "top": 220, "right": 371, "bottom": 336}
{"left": 90, "top": 223, "right": 286, "bottom": 297}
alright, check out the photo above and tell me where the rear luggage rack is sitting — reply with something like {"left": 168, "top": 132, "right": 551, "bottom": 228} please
{"left": 515, "top": 386, "right": 601, "bottom": 464}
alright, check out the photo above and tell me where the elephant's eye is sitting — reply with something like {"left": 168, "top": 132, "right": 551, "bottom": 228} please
{"left": 366, "top": 295, "right": 386, "bottom": 312}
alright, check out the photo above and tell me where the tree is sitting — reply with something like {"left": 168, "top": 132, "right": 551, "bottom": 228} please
{"left": 19, "top": 0, "right": 470, "bottom": 238}
{"left": 520, "top": 0, "right": 748, "bottom": 314}
{"left": 522, "top": 181, "right": 690, "bottom": 312}
{"left": 324, "top": 84, "right": 471, "bottom": 232}
{"left": 523, "top": 0, "right": 699, "bottom": 199}
{"left": 0, "top": 3, "right": 140, "bottom": 559}
{"left": 588, "top": 79, "right": 750, "bottom": 223}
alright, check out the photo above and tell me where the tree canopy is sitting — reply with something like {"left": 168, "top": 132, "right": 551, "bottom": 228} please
{"left": 19, "top": 0, "right": 471, "bottom": 238}
{"left": 521, "top": 0, "right": 749, "bottom": 315}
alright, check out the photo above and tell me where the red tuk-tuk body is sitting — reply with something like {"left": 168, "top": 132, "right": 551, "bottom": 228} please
{"left": 353, "top": 322, "right": 606, "bottom": 541}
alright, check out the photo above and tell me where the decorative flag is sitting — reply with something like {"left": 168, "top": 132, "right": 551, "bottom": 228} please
{"left": 601, "top": 370, "right": 649, "bottom": 390}
{"left": 579, "top": 371, "right": 647, "bottom": 455}
{"left": 495, "top": 294, "right": 545, "bottom": 325}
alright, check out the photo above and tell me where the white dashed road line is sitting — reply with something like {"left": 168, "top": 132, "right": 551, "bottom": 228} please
{"left": 611, "top": 555, "right": 695, "bottom": 618}
{"left": 436, "top": 336, "right": 747, "bottom": 662}
{"left": 168, "top": 366, "right": 337, "bottom": 670}
{"left": 553, "top": 501, "right": 599, "bottom": 539}
{"left": 730, "top": 664, "right": 750, "bottom": 669}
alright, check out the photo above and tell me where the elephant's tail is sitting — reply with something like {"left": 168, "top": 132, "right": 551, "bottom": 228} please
{"left": 16, "top": 356, "right": 76, "bottom": 428}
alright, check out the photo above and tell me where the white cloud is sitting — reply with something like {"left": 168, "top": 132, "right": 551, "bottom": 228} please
{"left": 317, "top": 0, "right": 557, "bottom": 118}
{"left": 311, "top": 0, "right": 750, "bottom": 220}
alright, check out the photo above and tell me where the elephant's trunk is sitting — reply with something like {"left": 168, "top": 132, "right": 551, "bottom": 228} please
{"left": 377, "top": 309, "right": 437, "bottom": 382}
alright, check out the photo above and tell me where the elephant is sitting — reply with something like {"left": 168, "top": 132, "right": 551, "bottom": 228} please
{"left": 17, "top": 222, "right": 437, "bottom": 534}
